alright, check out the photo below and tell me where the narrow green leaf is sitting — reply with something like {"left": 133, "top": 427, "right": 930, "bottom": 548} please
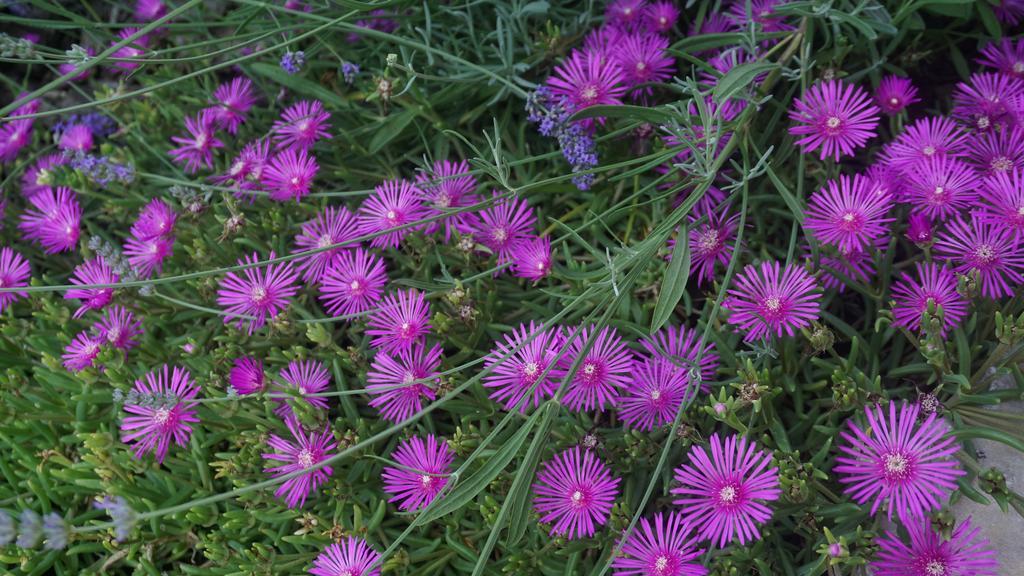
{"left": 650, "top": 223, "right": 690, "bottom": 333}
{"left": 954, "top": 427, "right": 1024, "bottom": 453}
{"left": 368, "top": 109, "right": 417, "bottom": 154}
{"left": 504, "top": 406, "right": 554, "bottom": 546}
{"left": 713, "top": 62, "right": 778, "bottom": 104}
{"left": 568, "top": 104, "right": 675, "bottom": 125}
{"left": 977, "top": 3, "right": 1002, "bottom": 41}
{"left": 249, "top": 62, "right": 345, "bottom": 107}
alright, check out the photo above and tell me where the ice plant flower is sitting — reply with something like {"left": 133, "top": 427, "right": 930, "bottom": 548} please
{"left": 882, "top": 116, "right": 967, "bottom": 173}
{"left": 271, "top": 99, "right": 331, "bottom": 150}
{"left": 688, "top": 208, "right": 739, "bottom": 287}
{"left": 263, "top": 148, "right": 318, "bottom": 202}
{"left": 933, "top": 214, "right": 1024, "bottom": 299}
{"left": 835, "top": 401, "right": 964, "bottom": 523}
{"left": 977, "top": 38, "right": 1024, "bottom": 79}
{"left": 644, "top": 1, "right": 680, "bottom": 35}
{"left": 723, "top": 260, "right": 822, "bottom": 341}
{"left": 382, "top": 435, "right": 454, "bottom": 511}
{"left": 511, "top": 236, "right": 553, "bottom": 281}
{"left": 804, "top": 174, "right": 894, "bottom": 253}
{"left": 532, "top": 447, "right": 620, "bottom": 540}
{"left": 728, "top": 0, "right": 791, "bottom": 33}
{"left": 309, "top": 537, "right": 381, "bottom": 576}
{"left": 124, "top": 233, "right": 174, "bottom": 278}
{"left": 872, "top": 516, "right": 998, "bottom": 576}
{"left": 293, "top": 207, "right": 360, "bottom": 283}
{"left": 365, "top": 288, "right": 431, "bottom": 353}
{"left": 979, "top": 168, "right": 1024, "bottom": 236}
{"left": 818, "top": 244, "right": 878, "bottom": 293}
{"left": 0, "top": 98, "right": 37, "bottom": 163}
{"left": 367, "top": 342, "right": 442, "bottom": 422}
{"left": 545, "top": 48, "right": 626, "bottom": 123}
{"left": 357, "top": 179, "right": 427, "bottom": 249}
{"left": 62, "top": 332, "right": 103, "bottom": 372}
{"left": 874, "top": 75, "right": 920, "bottom": 115}
{"left": 639, "top": 325, "right": 719, "bottom": 391}
{"left": 263, "top": 415, "right": 337, "bottom": 508}
{"left": 109, "top": 28, "right": 148, "bottom": 72}
{"left": 891, "top": 263, "right": 967, "bottom": 336}
{"left": 275, "top": 359, "right": 331, "bottom": 416}
{"left": 560, "top": 325, "right": 633, "bottom": 412}
{"left": 121, "top": 365, "right": 200, "bottom": 463}
{"left": 0, "top": 247, "right": 30, "bottom": 313}
{"left": 318, "top": 247, "right": 388, "bottom": 317}
{"left": 213, "top": 139, "right": 271, "bottom": 200}
{"left": 65, "top": 256, "right": 118, "bottom": 319}
{"left": 483, "top": 321, "right": 564, "bottom": 412}
{"left": 229, "top": 357, "right": 265, "bottom": 395}
{"left": 21, "top": 153, "right": 67, "bottom": 200}
{"left": 906, "top": 213, "right": 934, "bottom": 245}
{"left": 968, "top": 126, "right": 1024, "bottom": 177}
{"left": 618, "top": 357, "right": 692, "bottom": 431}
{"left": 952, "top": 72, "right": 1024, "bottom": 131}
{"left": 19, "top": 186, "right": 81, "bottom": 254}
{"left": 670, "top": 434, "right": 780, "bottom": 548}
{"left": 611, "top": 511, "right": 709, "bottom": 576}
{"left": 606, "top": 0, "right": 647, "bottom": 28}
{"left": 788, "top": 79, "right": 880, "bottom": 161}
{"left": 610, "top": 33, "right": 675, "bottom": 99}
{"left": 168, "top": 110, "right": 223, "bottom": 173}
{"left": 216, "top": 251, "right": 299, "bottom": 334}
{"left": 57, "top": 123, "right": 94, "bottom": 152}
{"left": 130, "top": 198, "right": 177, "bottom": 240}
{"left": 94, "top": 305, "right": 142, "bottom": 351}
{"left": 415, "top": 159, "right": 480, "bottom": 240}
{"left": 206, "top": 76, "right": 256, "bottom": 134}
{"left": 904, "top": 157, "right": 980, "bottom": 221}
{"left": 467, "top": 192, "right": 537, "bottom": 265}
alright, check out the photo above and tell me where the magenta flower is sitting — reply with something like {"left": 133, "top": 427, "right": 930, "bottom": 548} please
{"left": 382, "top": 434, "right": 454, "bottom": 511}
{"left": 62, "top": 332, "right": 103, "bottom": 372}
{"left": 968, "top": 125, "right": 1024, "bottom": 177}
{"left": 483, "top": 321, "right": 564, "bottom": 412}
{"left": 688, "top": 208, "right": 739, "bottom": 287}
{"left": 979, "top": 168, "right": 1024, "bottom": 236}
{"left": 583, "top": 26, "right": 628, "bottom": 58}
{"left": 318, "top": 247, "right": 388, "bottom": 318}
{"left": 533, "top": 447, "right": 620, "bottom": 540}
{"left": 978, "top": 38, "right": 1024, "bottom": 79}
{"left": 367, "top": 342, "right": 442, "bottom": 422}
{"left": 110, "top": 28, "right": 148, "bottom": 72}
{"left": 610, "top": 33, "right": 674, "bottom": 99}
{"left": 905, "top": 157, "right": 980, "bottom": 221}
{"left": 263, "top": 415, "right": 336, "bottom": 508}
{"left": 216, "top": 252, "right": 299, "bottom": 334}
{"left": 124, "top": 234, "right": 174, "bottom": 278}
{"left": 58, "top": 45, "right": 95, "bottom": 81}
{"left": 121, "top": 365, "right": 200, "bottom": 463}
{"left": 891, "top": 263, "right": 967, "bottom": 336}
{"left": 264, "top": 148, "right": 318, "bottom": 202}
{"left": 366, "top": 288, "right": 431, "bottom": 353}
{"left": 0, "top": 99, "right": 36, "bottom": 163}
{"left": 934, "top": 214, "right": 1024, "bottom": 299}
{"left": 560, "top": 325, "right": 632, "bottom": 412}
{"left": 466, "top": 192, "right": 537, "bottom": 265}
{"left": 606, "top": 0, "right": 647, "bottom": 28}
{"left": 293, "top": 206, "right": 359, "bottom": 283}
{"left": 271, "top": 99, "right": 331, "bottom": 150}
{"left": 644, "top": 1, "right": 680, "bottom": 34}
{"left": 805, "top": 174, "right": 894, "bottom": 252}
{"left": 310, "top": 538, "right": 381, "bottom": 576}
{"left": 670, "top": 434, "right": 780, "bottom": 548}
{"left": 21, "top": 153, "right": 67, "bottom": 200}
{"left": 213, "top": 139, "right": 271, "bottom": 200}
{"left": 134, "top": 0, "right": 167, "bottom": 21}
{"left": 58, "top": 124, "right": 94, "bottom": 152}
{"left": 836, "top": 401, "right": 965, "bottom": 523}
{"left": 788, "top": 80, "right": 880, "bottom": 161}
{"left": 546, "top": 48, "right": 626, "bottom": 122}
{"left": 511, "top": 236, "right": 553, "bottom": 281}
{"left": 872, "top": 516, "right": 998, "bottom": 576}
{"left": 357, "top": 179, "right": 427, "bottom": 249}
{"left": 65, "top": 256, "right": 118, "bottom": 319}
{"left": 618, "top": 357, "right": 691, "bottom": 431}
{"left": 168, "top": 110, "right": 223, "bottom": 173}
{"left": 206, "top": 76, "right": 256, "bottom": 134}
{"left": 94, "top": 305, "right": 142, "bottom": 351}
{"left": 874, "top": 75, "right": 920, "bottom": 115}
{"left": 19, "top": 186, "right": 81, "bottom": 254}
{"left": 229, "top": 356, "right": 265, "bottom": 395}
{"left": 723, "top": 260, "right": 821, "bottom": 341}
{"left": 996, "top": 0, "right": 1024, "bottom": 25}
{"left": 906, "top": 213, "right": 934, "bottom": 245}
{"left": 952, "top": 72, "right": 1024, "bottom": 131}
{"left": 690, "top": 12, "right": 734, "bottom": 36}
{"left": 0, "top": 247, "right": 30, "bottom": 313}
{"left": 130, "top": 198, "right": 177, "bottom": 240}
{"left": 276, "top": 359, "right": 330, "bottom": 416}
{"left": 612, "top": 511, "right": 708, "bottom": 576}
{"left": 882, "top": 116, "right": 968, "bottom": 174}
{"left": 818, "top": 244, "right": 877, "bottom": 293}
{"left": 728, "top": 0, "right": 792, "bottom": 33}
{"left": 639, "top": 325, "right": 719, "bottom": 391}
{"left": 415, "top": 159, "right": 480, "bottom": 240}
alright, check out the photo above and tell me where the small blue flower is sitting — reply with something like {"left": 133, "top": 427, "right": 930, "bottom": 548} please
{"left": 280, "top": 50, "right": 305, "bottom": 75}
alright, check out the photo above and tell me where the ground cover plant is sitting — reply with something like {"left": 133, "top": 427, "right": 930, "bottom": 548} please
{"left": 1, "top": 0, "right": 1024, "bottom": 574}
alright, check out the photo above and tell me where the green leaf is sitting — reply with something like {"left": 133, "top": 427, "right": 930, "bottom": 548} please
{"left": 504, "top": 406, "right": 554, "bottom": 547}
{"left": 673, "top": 33, "right": 750, "bottom": 54}
{"left": 368, "top": 109, "right": 416, "bottom": 155}
{"left": 954, "top": 427, "right": 1024, "bottom": 453}
{"left": 764, "top": 162, "right": 805, "bottom": 224}
{"left": 568, "top": 104, "right": 676, "bottom": 125}
{"left": 248, "top": 63, "right": 345, "bottom": 107}
{"left": 650, "top": 223, "right": 690, "bottom": 333}
{"left": 977, "top": 2, "right": 1002, "bottom": 41}
{"left": 713, "top": 62, "right": 778, "bottom": 104}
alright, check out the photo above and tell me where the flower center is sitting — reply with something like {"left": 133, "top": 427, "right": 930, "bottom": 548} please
{"left": 580, "top": 85, "right": 598, "bottom": 103}
{"left": 992, "top": 156, "right": 1012, "bottom": 172}
{"left": 654, "top": 555, "right": 670, "bottom": 574}
{"left": 400, "top": 321, "right": 412, "bottom": 337}
{"left": 1014, "top": 61, "right": 1024, "bottom": 74}
{"left": 493, "top": 227, "right": 508, "bottom": 243}
{"left": 650, "top": 389, "right": 661, "bottom": 401}
{"left": 719, "top": 484, "right": 737, "bottom": 504}
{"left": 350, "top": 279, "right": 362, "bottom": 292}
{"left": 290, "top": 176, "right": 300, "bottom": 187}
{"left": 635, "top": 61, "right": 646, "bottom": 72}
{"left": 974, "top": 244, "right": 996, "bottom": 264}
{"left": 230, "top": 160, "right": 246, "bottom": 176}
{"left": 420, "top": 474, "right": 434, "bottom": 489}
{"left": 523, "top": 362, "right": 539, "bottom": 376}
{"left": 922, "top": 145, "right": 936, "bottom": 156}
{"left": 925, "top": 560, "right": 947, "bottom": 576}
{"left": 195, "top": 133, "right": 207, "bottom": 149}
{"left": 698, "top": 229, "right": 720, "bottom": 253}
{"left": 250, "top": 285, "right": 268, "bottom": 304}
{"left": 386, "top": 209, "right": 397, "bottom": 222}
{"left": 298, "top": 120, "right": 310, "bottom": 133}
{"left": 932, "top": 186, "right": 945, "bottom": 196}
{"left": 297, "top": 449, "right": 314, "bottom": 468}
{"left": 977, "top": 116, "right": 991, "bottom": 130}
{"left": 825, "top": 116, "right": 841, "bottom": 129}
{"left": 570, "top": 490, "right": 585, "bottom": 507}
{"left": 889, "top": 97, "right": 900, "bottom": 106}
{"left": 764, "top": 296, "right": 782, "bottom": 312}
{"left": 435, "top": 192, "right": 451, "bottom": 208}
{"left": 153, "top": 407, "right": 170, "bottom": 424}
{"left": 403, "top": 371, "right": 416, "bottom": 385}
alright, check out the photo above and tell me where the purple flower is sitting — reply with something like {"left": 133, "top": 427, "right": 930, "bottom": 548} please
{"left": 366, "top": 288, "right": 431, "bottom": 353}
{"left": 130, "top": 198, "right": 177, "bottom": 240}
{"left": 347, "top": 9, "right": 400, "bottom": 43}
{"left": 18, "top": 186, "right": 81, "bottom": 254}
{"left": 318, "top": 247, "right": 387, "bottom": 318}
{"left": 670, "top": 434, "right": 780, "bottom": 548}
{"left": 906, "top": 213, "right": 933, "bottom": 244}
{"left": 367, "top": 342, "right": 442, "bottom": 422}
{"left": 264, "top": 148, "right": 318, "bottom": 202}
{"left": 905, "top": 157, "right": 980, "bottom": 221}
{"left": 415, "top": 159, "right": 480, "bottom": 240}
{"left": 59, "top": 45, "right": 95, "bottom": 81}
{"left": 610, "top": 33, "right": 674, "bottom": 99}
{"left": 690, "top": 12, "right": 734, "bottom": 36}
{"left": 65, "top": 256, "right": 119, "bottom": 319}
{"left": 872, "top": 516, "right": 998, "bottom": 576}
{"left": 168, "top": 110, "right": 223, "bottom": 173}
{"left": 933, "top": 214, "right": 1024, "bottom": 299}
{"left": 560, "top": 325, "right": 632, "bottom": 412}
{"left": 213, "top": 139, "right": 271, "bottom": 200}
{"left": 0, "top": 99, "right": 36, "bottom": 163}
{"left": 21, "top": 153, "right": 67, "bottom": 201}
{"left": 62, "top": 332, "right": 103, "bottom": 372}
{"left": 134, "top": 0, "right": 167, "bottom": 21}
{"left": 58, "top": 123, "right": 94, "bottom": 152}
{"left": 276, "top": 359, "right": 330, "bottom": 416}
{"left": 229, "top": 357, "right": 265, "bottom": 395}
{"left": 357, "top": 179, "right": 427, "bottom": 249}
{"left": 688, "top": 208, "right": 739, "bottom": 287}
{"left": 0, "top": 247, "right": 30, "bottom": 313}
{"left": 728, "top": 0, "right": 792, "bottom": 33}
{"left": 979, "top": 168, "right": 1024, "bottom": 236}
{"left": 723, "top": 260, "right": 822, "bottom": 341}
{"left": 533, "top": 447, "right": 620, "bottom": 540}
{"left": 206, "top": 76, "right": 256, "bottom": 134}
{"left": 124, "top": 234, "right": 174, "bottom": 278}
{"left": 611, "top": 511, "right": 708, "bottom": 576}
{"left": 995, "top": 0, "right": 1024, "bottom": 26}
{"left": 618, "top": 357, "right": 692, "bottom": 431}
{"left": 64, "top": 150, "right": 135, "bottom": 188}
{"left": 466, "top": 192, "right": 537, "bottom": 265}
{"left": 483, "top": 321, "right": 564, "bottom": 412}
{"left": 263, "top": 415, "right": 336, "bottom": 508}
{"left": 788, "top": 80, "right": 880, "bottom": 161}
{"left": 341, "top": 61, "right": 360, "bottom": 84}
{"left": 874, "top": 75, "right": 920, "bottom": 115}
{"left": 805, "top": 174, "right": 894, "bottom": 253}
{"left": 638, "top": 325, "right": 719, "bottom": 392}
{"left": 952, "top": 72, "right": 1024, "bottom": 131}
{"left": 310, "top": 538, "right": 381, "bottom": 576}
{"left": 216, "top": 252, "right": 299, "bottom": 334}
{"left": 293, "top": 206, "right": 360, "bottom": 283}
{"left": 546, "top": 48, "right": 626, "bottom": 122}
{"left": 644, "top": 1, "right": 680, "bottom": 34}
{"left": 967, "top": 125, "right": 1024, "bottom": 177}
{"left": 279, "top": 50, "right": 305, "bottom": 75}
{"left": 882, "top": 116, "right": 968, "bottom": 174}
{"left": 94, "top": 305, "right": 142, "bottom": 351}
{"left": 511, "top": 236, "right": 553, "bottom": 281}
{"left": 818, "top": 244, "right": 877, "bottom": 293}
{"left": 978, "top": 38, "right": 1024, "bottom": 79}
{"left": 382, "top": 435, "right": 453, "bottom": 511}
{"left": 891, "top": 263, "right": 967, "bottom": 336}
{"left": 835, "top": 401, "right": 964, "bottom": 523}
{"left": 606, "top": 0, "right": 647, "bottom": 29}
{"left": 121, "top": 365, "right": 200, "bottom": 463}
{"left": 271, "top": 100, "right": 331, "bottom": 150}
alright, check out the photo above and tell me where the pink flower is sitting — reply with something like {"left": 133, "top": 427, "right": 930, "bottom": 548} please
{"left": 483, "top": 321, "right": 564, "bottom": 412}
{"left": 271, "top": 99, "right": 331, "bottom": 150}
{"left": 206, "top": 77, "right": 256, "bottom": 134}
{"left": 18, "top": 186, "right": 81, "bottom": 254}
{"left": 168, "top": 110, "right": 223, "bottom": 173}
{"left": 638, "top": 325, "right": 719, "bottom": 392}
{"left": 213, "top": 139, "right": 271, "bottom": 201}
{"left": 229, "top": 357, "right": 265, "bottom": 395}
{"left": 466, "top": 192, "right": 537, "bottom": 265}
{"left": 0, "top": 247, "right": 30, "bottom": 313}
{"left": 93, "top": 305, "right": 142, "bottom": 351}
{"left": 130, "top": 198, "right": 177, "bottom": 240}
{"left": 0, "top": 99, "right": 37, "bottom": 163}
{"left": 872, "top": 516, "right": 998, "bottom": 576}
{"left": 618, "top": 357, "right": 692, "bottom": 431}
{"left": 124, "top": 234, "right": 174, "bottom": 278}
{"left": 967, "top": 125, "right": 1024, "bottom": 177}
{"left": 357, "top": 179, "right": 427, "bottom": 249}
{"left": 688, "top": 208, "right": 740, "bottom": 287}
{"left": 263, "top": 415, "right": 337, "bottom": 508}
{"left": 818, "top": 244, "right": 878, "bottom": 293}
{"left": 65, "top": 256, "right": 119, "bottom": 319}
{"left": 723, "top": 260, "right": 822, "bottom": 341}
{"left": 804, "top": 174, "right": 894, "bottom": 253}
{"left": 367, "top": 342, "right": 442, "bottom": 422}
{"left": 560, "top": 325, "right": 632, "bottom": 412}
{"left": 318, "top": 247, "right": 388, "bottom": 318}
{"left": 21, "top": 153, "right": 67, "bottom": 200}
{"left": 546, "top": 48, "right": 626, "bottom": 124}
{"left": 510, "top": 236, "right": 553, "bottom": 281}
{"left": 263, "top": 148, "right": 318, "bottom": 202}
{"left": 728, "top": 0, "right": 792, "bottom": 33}
{"left": 121, "top": 365, "right": 200, "bottom": 463}
{"left": 891, "top": 263, "right": 967, "bottom": 336}
{"left": 382, "top": 435, "right": 453, "bottom": 511}
{"left": 310, "top": 538, "right": 381, "bottom": 576}
{"left": 882, "top": 116, "right": 967, "bottom": 174}
{"left": 275, "top": 359, "right": 330, "bottom": 416}
{"left": 293, "top": 206, "right": 360, "bottom": 283}
{"left": 62, "top": 332, "right": 103, "bottom": 372}
{"left": 533, "top": 447, "right": 620, "bottom": 540}
{"left": 609, "top": 33, "right": 675, "bottom": 99}
{"left": 788, "top": 80, "right": 880, "bottom": 161}
{"left": 904, "top": 157, "right": 980, "bottom": 221}
{"left": 216, "top": 252, "right": 299, "bottom": 334}
{"left": 365, "top": 289, "right": 431, "bottom": 353}
{"left": 110, "top": 29, "right": 149, "bottom": 73}
{"left": 978, "top": 38, "right": 1024, "bottom": 79}
{"left": 644, "top": 1, "right": 680, "bottom": 35}
{"left": 415, "top": 159, "right": 480, "bottom": 240}
{"left": 906, "top": 213, "right": 933, "bottom": 245}
{"left": 874, "top": 75, "right": 920, "bottom": 115}
{"left": 612, "top": 511, "right": 708, "bottom": 576}
{"left": 952, "top": 72, "right": 1024, "bottom": 131}
{"left": 58, "top": 124, "right": 94, "bottom": 152}
{"left": 933, "top": 214, "right": 1024, "bottom": 299}
{"left": 606, "top": 0, "right": 647, "bottom": 29}
{"left": 979, "top": 168, "right": 1024, "bottom": 236}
